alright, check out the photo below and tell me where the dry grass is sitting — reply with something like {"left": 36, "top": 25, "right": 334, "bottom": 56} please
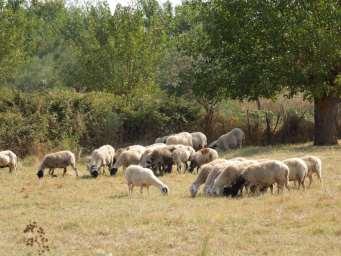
{"left": 1, "top": 143, "right": 341, "bottom": 256}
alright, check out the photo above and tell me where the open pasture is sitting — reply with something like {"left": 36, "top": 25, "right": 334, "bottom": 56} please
{"left": 1, "top": 143, "right": 341, "bottom": 256}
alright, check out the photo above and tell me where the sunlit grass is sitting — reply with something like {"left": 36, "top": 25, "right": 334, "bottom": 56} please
{"left": 1, "top": 142, "right": 341, "bottom": 255}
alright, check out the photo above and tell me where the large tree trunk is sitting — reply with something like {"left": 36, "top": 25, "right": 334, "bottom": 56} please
{"left": 204, "top": 107, "right": 215, "bottom": 139}
{"left": 314, "top": 96, "right": 339, "bottom": 145}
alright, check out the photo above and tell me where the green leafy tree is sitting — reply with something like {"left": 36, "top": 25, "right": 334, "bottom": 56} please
{"left": 0, "top": 1, "right": 26, "bottom": 84}
{"left": 201, "top": 0, "right": 340, "bottom": 145}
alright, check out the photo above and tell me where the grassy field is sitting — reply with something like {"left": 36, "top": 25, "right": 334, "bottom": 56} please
{"left": 1, "top": 143, "right": 341, "bottom": 256}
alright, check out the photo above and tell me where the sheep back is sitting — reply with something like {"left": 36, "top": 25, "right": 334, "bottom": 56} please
{"left": 191, "top": 132, "right": 208, "bottom": 150}
{"left": 166, "top": 132, "right": 193, "bottom": 147}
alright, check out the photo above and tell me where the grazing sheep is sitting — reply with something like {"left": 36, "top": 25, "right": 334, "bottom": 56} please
{"left": 203, "top": 160, "right": 240, "bottom": 196}
{"left": 114, "top": 145, "right": 145, "bottom": 162}
{"left": 223, "top": 175, "right": 249, "bottom": 197}
{"left": 88, "top": 145, "right": 115, "bottom": 178}
{"left": 300, "top": 156, "right": 322, "bottom": 187}
{"left": 240, "top": 160, "right": 290, "bottom": 194}
{"left": 139, "top": 143, "right": 167, "bottom": 168}
{"left": 172, "top": 145, "right": 195, "bottom": 173}
{"left": 125, "top": 165, "right": 169, "bottom": 196}
{"left": 126, "top": 145, "right": 146, "bottom": 153}
{"left": 146, "top": 143, "right": 166, "bottom": 150}
{"left": 0, "top": 150, "right": 17, "bottom": 172}
{"left": 190, "top": 132, "right": 207, "bottom": 150}
{"left": 189, "top": 159, "right": 229, "bottom": 197}
{"left": 189, "top": 148, "right": 219, "bottom": 173}
{"left": 149, "top": 147, "right": 174, "bottom": 176}
{"left": 111, "top": 149, "right": 143, "bottom": 176}
{"left": 0, "top": 154, "right": 15, "bottom": 173}
{"left": 209, "top": 128, "right": 245, "bottom": 151}
{"left": 36, "top": 151, "right": 78, "bottom": 178}
{"left": 212, "top": 160, "right": 259, "bottom": 196}
{"left": 283, "top": 158, "right": 308, "bottom": 190}
{"left": 155, "top": 135, "right": 170, "bottom": 144}
{"left": 166, "top": 132, "right": 193, "bottom": 147}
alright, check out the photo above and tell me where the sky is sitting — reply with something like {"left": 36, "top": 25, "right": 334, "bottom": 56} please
{"left": 107, "top": 0, "right": 183, "bottom": 10}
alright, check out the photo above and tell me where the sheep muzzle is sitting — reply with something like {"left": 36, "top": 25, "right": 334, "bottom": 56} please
{"left": 110, "top": 167, "right": 118, "bottom": 176}
{"left": 37, "top": 170, "right": 44, "bottom": 179}
{"left": 91, "top": 170, "right": 99, "bottom": 178}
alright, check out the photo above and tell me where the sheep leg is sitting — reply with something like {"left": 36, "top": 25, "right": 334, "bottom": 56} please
{"left": 301, "top": 180, "right": 305, "bottom": 191}
{"left": 184, "top": 162, "right": 188, "bottom": 173}
{"left": 49, "top": 169, "right": 56, "bottom": 176}
{"left": 285, "top": 182, "right": 290, "bottom": 192}
{"left": 176, "top": 163, "right": 181, "bottom": 174}
{"left": 277, "top": 184, "right": 285, "bottom": 194}
{"left": 72, "top": 165, "right": 79, "bottom": 177}
{"left": 317, "top": 173, "right": 322, "bottom": 184}
{"left": 308, "top": 175, "right": 313, "bottom": 188}
{"left": 63, "top": 167, "right": 67, "bottom": 176}
{"left": 245, "top": 185, "right": 250, "bottom": 195}
{"left": 128, "top": 184, "right": 134, "bottom": 196}
{"left": 270, "top": 185, "right": 274, "bottom": 194}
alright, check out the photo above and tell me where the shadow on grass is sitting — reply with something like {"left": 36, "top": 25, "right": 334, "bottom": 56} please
{"left": 109, "top": 193, "right": 128, "bottom": 199}
{"left": 79, "top": 175, "right": 95, "bottom": 179}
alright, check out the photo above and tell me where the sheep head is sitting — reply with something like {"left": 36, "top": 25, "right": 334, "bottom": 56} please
{"left": 90, "top": 165, "right": 99, "bottom": 178}
{"left": 37, "top": 170, "right": 44, "bottom": 179}
{"left": 189, "top": 184, "right": 198, "bottom": 197}
{"left": 110, "top": 167, "right": 118, "bottom": 176}
{"left": 161, "top": 185, "right": 169, "bottom": 195}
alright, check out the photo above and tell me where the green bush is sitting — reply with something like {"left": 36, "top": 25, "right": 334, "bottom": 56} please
{"left": 0, "top": 87, "right": 202, "bottom": 156}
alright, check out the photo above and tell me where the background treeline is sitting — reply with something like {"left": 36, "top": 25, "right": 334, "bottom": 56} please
{"left": 0, "top": 0, "right": 339, "bottom": 156}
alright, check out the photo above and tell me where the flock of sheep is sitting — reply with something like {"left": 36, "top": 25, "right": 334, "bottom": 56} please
{"left": 0, "top": 128, "right": 322, "bottom": 198}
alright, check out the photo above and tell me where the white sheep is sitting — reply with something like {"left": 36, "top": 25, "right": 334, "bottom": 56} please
{"left": 209, "top": 128, "right": 245, "bottom": 151}
{"left": 113, "top": 145, "right": 145, "bottom": 166}
{"left": 240, "top": 160, "right": 290, "bottom": 194}
{"left": 37, "top": 150, "right": 78, "bottom": 178}
{"left": 189, "top": 159, "right": 229, "bottom": 197}
{"left": 300, "top": 155, "right": 322, "bottom": 187}
{"left": 0, "top": 150, "right": 17, "bottom": 172}
{"left": 126, "top": 145, "right": 146, "bottom": 153}
{"left": 0, "top": 154, "right": 14, "bottom": 173}
{"left": 111, "top": 149, "right": 143, "bottom": 175}
{"left": 203, "top": 160, "right": 240, "bottom": 196}
{"left": 172, "top": 145, "right": 195, "bottom": 173}
{"left": 166, "top": 132, "right": 193, "bottom": 147}
{"left": 125, "top": 165, "right": 169, "bottom": 196}
{"left": 189, "top": 148, "right": 219, "bottom": 173}
{"left": 211, "top": 160, "right": 259, "bottom": 196}
{"left": 283, "top": 158, "right": 308, "bottom": 190}
{"left": 88, "top": 145, "right": 115, "bottom": 178}
{"left": 190, "top": 132, "right": 207, "bottom": 150}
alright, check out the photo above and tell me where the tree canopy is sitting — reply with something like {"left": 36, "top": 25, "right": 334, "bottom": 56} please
{"left": 0, "top": 0, "right": 340, "bottom": 145}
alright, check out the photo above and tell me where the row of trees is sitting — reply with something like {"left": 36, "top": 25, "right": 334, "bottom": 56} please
{"left": 0, "top": 0, "right": 340, "bottom": 145}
